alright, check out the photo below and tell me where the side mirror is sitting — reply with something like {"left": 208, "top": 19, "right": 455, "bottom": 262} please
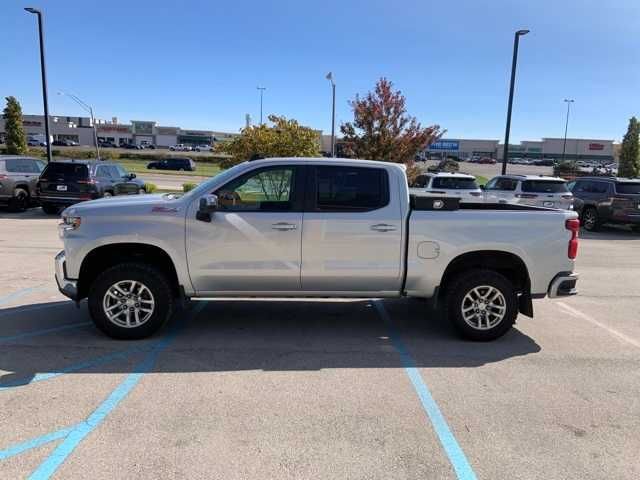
{"left": 479, "top": 184, "right": 485, "bottom": 190}
{"left": 128, "top": 173, "right": 137, "bottom": 179}
{"left": 196, "top": 194, "right": 218, "bottom": 222}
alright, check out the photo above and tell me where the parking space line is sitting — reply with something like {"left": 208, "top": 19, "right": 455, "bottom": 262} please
{"left": 0, "top": 286, "right": 47, "bottom": 307}
{"left": 0, "top": 322, "right": 91, "bottom": 343}
{"left": 27, "top": 303, "right": 206, "bottom": 479}
{"left": 0, "top": 425, "right": 80, "bottom": 461}
{"left": 557, "top": 302, "right": 640, "bottom": 349}
{"left": 373, "top": 301, "right": 477, "bottom": 480}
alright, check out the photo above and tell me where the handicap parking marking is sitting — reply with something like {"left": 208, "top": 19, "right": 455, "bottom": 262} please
{"left": 373, "top": 300, "right": 477, "bottom": 480}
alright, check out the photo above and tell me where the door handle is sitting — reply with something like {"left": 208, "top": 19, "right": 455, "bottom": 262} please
{"left": 370, "top": 223, "right": 396, "bottom": 232}
{"left": 271, "top": 222, "right": 297, "bottom": 231}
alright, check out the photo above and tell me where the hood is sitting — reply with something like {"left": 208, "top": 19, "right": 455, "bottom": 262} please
{"left": 62, "top": 194, "right": 185, "bottom": 217}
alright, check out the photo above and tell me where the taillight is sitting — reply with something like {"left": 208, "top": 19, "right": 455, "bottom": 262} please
{"left": 77, "top": 179, "right": 96, "bottom": 185}
{"left": 0, "top": 174, "right": 7, "bottom": 180}
{"left": 515, "top": 193, "right": 538, "bottom": 199}
{"left": 566, "top": 218, "right": 580, "bottom": 259}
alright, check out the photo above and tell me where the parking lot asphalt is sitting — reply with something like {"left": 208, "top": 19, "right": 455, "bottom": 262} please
{"left": 1, "top": 208, "right": 639, "bottom": 479}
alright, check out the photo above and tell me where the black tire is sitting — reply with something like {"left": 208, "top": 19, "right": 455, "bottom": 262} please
{"left": 138, "top": 188, "right": 146, "bottom": 195}
{"left": 445, "top": 269, "right": 518, "bottom": 341}
{"left": 88, "top": 263, "right": 175, "bottom": 339}
{"left": 102, "top": 190, "right": 113, "bottom": 198}
{"left": 581, "top": 206, "right": 601, "bottom": 232}
{"left": 41, "top": 203, "right": 59, "bottom": 215}
{"left": 8, "top": 188, "right": 29, "bottom": 212}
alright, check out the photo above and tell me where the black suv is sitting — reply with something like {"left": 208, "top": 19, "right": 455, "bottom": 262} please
{"left": 146, "top": 157, "right": 196, "bottom": 171}
{"left": 37, "top": 160, "right": 147, "bottom": 214}
{"left": 0, "top": 156, "right": 46, "bottom": 211}
{"left": 568, "top": 176, "right": 640, "bottom": 231}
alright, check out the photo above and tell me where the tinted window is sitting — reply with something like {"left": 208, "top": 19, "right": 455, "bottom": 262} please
{"left": 411, "top": 175, "right": 430, "bottom": 188}
{"left": 5, "top": 158, "right": 40, "bottom": 173}
{"left": 216, "top": 167, "right": 295, "bottom": 211}
{"left": 521, "top": 180, "right": 568, "bottom": 193}
{"left": 590, "top": 181, "right": 609, "bottom": 194}
{"left": 615, "top": 182, "right": 640, "bottom": 194}
{"left": 432, "top": 177, "right": 479, "bottom": 190}
{"left": 113, "top": 164, "right": 128, "bottom": 177}
{"left": 486, "top": 178, "right": 518, "bottom": 191}
{"left": 315, "top": 166, "right": 388, "bottom": 211}
{"left": 95, "top": 165, "right": 111, "bottom": 178}
{"left": 40, "top": 163, "right": 89, "bottom": 180}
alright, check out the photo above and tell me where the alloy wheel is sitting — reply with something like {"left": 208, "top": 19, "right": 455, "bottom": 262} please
{"left": 102, "top": 280, "right": 155, "bottom": 328}
{"left": 461, "top": 285, "right": 507, "bottom": 330}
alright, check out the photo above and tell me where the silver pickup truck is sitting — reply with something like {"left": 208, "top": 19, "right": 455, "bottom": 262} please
{"left": 55, "top": 158, "right": 579, "bottom": 341}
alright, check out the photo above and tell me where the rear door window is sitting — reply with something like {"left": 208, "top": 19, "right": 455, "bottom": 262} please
{"left": 313, "top": 166, "right": 389, "bottom": 212}
{"left": 486, "top": 178, "right": 518, "bottom": 191}
{"left": 40, "top": 163, "right": 89, "bottom": 180}
{"left": 432, "top": 177, "right": 479, "bottom": 190}
{"left": 5, "top": 158, "right": 40, "bottom": 173}
{"left": 615, "top": 182, "right": 640, "bottom": 194}
{"left": 521, "top": 180, "right": 568, "bottom": 193}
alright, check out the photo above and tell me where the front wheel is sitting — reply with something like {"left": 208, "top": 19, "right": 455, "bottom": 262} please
{"left": 445, "top": 270, "right": 518, "bottom": 341}
{"left": 8, "top": 188, "right": 29, "bottom": 212}
{"left": 88, "top": 263, "right": 175, "bottom": 339}
{"left": 581, "top": 207, "right": 601, "bottom": 232}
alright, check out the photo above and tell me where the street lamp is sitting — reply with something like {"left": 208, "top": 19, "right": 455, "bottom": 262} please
{"left": 257, "top": 86, "right": 266, "bottom": 124}
{"left": 501, "top": 29, "right": 530, "bottom": 175}
{"left": 24, "top": 7, "right": 52, "bottom": 163}
{"left": 58, "top": 92, "right": 101, "bottom": 160}
{"left": 326, "top": 72, "right": 336, "bottom": 157}
{"left": 561, "top": 99, "right": 575, "bottom": 163}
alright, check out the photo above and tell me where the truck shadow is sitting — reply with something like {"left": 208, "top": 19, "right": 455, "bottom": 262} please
{"left": 0, "top": 298, "right": 540, "bottom": 387}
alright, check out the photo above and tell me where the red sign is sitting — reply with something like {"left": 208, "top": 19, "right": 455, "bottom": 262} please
{"left": 589, "top": 143, "right": 604, "bottom": 151}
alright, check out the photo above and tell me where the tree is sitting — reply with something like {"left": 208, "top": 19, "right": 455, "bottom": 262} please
{"left": 3, "top": 96, "right": 27, "bottom": 155}
{"left": 340, "top": 78, "right": 443, "bottom": 180}
{"left": 216, "top": 114, "right": 321, "bottom": 165}
{"left": 619, "top": 116, "right": 640, "bottom": 178}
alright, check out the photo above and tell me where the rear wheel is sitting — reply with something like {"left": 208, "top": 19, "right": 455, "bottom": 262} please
{"left": 103, "top": 191, "right": 113, "bottom": 198}
{"left": 8, "top": 188, "right": 29, "bottom": 212}
{"left": 88, "top": 263, "right": 174, "bottom": 339}
{"left": 445, "top": 269, "right": 518, "bottom": 341}
{"left": 138, "top": 188, "right": 146, "bottom": 195}
{"left": 581, "top": 207, "right": 601, "bottom": 232}
{"left": 41, "top": 203, "right": 59, "bottom": 215}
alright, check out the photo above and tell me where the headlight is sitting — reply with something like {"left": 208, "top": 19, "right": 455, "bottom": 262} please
{"left": 61, "top": 215, "right": 82, "bottom": 231}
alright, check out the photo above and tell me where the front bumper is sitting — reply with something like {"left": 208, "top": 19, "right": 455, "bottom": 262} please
{"left": 55, "top": 250, "right": 79, "bottom": 301}
{"left": 548, "top": 272, "right": 579, "bottom": 298}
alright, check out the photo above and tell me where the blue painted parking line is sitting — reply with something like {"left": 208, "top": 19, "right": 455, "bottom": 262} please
{"left": 0, "top": 286, "right": 47, "bottom": 307}
{"left": 374, "top": 300, "right": 477, "bottom": 480}
{"left": 0, "top": 322, "right": 91, "bottom": 343}
{"left": 0, "top": 425, "right": 80, "bottom": 461}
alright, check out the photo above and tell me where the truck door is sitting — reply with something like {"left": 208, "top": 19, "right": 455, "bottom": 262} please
{"left": 301, "top": 165, "right": 403, "bottom": 293}
{"left": 186, "top": 165, "right": 304, "bottom": 293}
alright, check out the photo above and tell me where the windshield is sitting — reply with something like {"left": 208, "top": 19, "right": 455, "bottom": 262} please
{"left": 40, "top": 162, "right": 89, "bottom": 180}
{"left": 615, "top": 182, "right": 640, "bottom": 194}
{"left": 432, "top": 177, "right": 478, "bottom": 190}
{"left": 521, "top": 180, "right": 568, "bottom": 193}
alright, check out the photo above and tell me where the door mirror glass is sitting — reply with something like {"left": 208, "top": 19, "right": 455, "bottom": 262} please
{"left": 197, "top": 194, "right": 218, "bottom": 222}
{"left": 128, "top": 173, "right": 137, "bottom": 179}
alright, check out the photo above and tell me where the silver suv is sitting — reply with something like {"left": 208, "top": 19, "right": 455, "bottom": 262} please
{"left": 483, "top": 175, "right": 573, "bottom": 209}
{"left": 0, "top": 155, "right": 46, "bottom": 212}
{"left": 410, "top": 172, "right": 483, "bottom": 203}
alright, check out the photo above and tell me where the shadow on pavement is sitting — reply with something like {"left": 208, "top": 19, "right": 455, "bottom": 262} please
{"left": 0, "top": 207, "right": 57, "bottom": 220}
{"left": 580, "top": 225, "right": 640, "bottom": 240}
{"left": 0, "top": 298, "right": 541, "bottom": 386}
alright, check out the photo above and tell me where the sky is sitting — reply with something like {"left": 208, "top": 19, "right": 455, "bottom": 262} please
{"left": 1, "top": 0, "right": 639, "bottom": 142}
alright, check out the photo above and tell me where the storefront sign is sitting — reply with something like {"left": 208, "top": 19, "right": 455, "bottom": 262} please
{"left": 428, "top": 140, "right": 459, "bottom": 151}
{"left": 98, "top": 125, "right": 131, "bottom": 133}
{"left": 589, "top": 143, "right": 604, "bottom": 151}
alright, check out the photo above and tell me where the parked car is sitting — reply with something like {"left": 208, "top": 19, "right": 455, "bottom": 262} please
{"left": 410, "top": 172, "right": 483, "bottom": 203}
{"left": 52, "top": 139, "right": 76, "bottom": 147}
{"left": 478, "top": 157, "right": 497, "bottom": 164}
{"left": 37, "top": 160, "right": 146, "bottom": 214}
{"left": 121, "top": 143, "right": 143, "bottom": 150}
{"left": 54, "top": 157, "right": 579, "bottom": 341}
{"left": 169, "top": 144, "right": 192, "bottom": 152}
{"left": 99, "top": 141, "right": 118, "bottom": 148}
{"left": 194, "top": 145, "right": 213, "bottom": 152}
{"left": 483, "top": 175, "right": 573, "bottom": 209}
{"left": 427, "top": 158, "right": 459, "bottom": 173}
{"left": 533, "top": 159, "right": 556, "bottom": 167}
{"left": 567, "top": 177, "right": 640, "bottom": 231}
{"left": 27, "top": 139, "right": 40, "bottom": 147}
{"left": 146, "top": 157, "right": 196, "bottom": 172}
{"left": 0, "top": 155, "right": 46, "bottom": 211}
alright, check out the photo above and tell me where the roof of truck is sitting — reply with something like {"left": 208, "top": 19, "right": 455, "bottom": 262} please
{"left": 246, "top": 157, "right": 408, "bottom": 170}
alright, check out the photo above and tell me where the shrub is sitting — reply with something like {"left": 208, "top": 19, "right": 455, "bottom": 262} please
{"left": 144, "top": 183, "right": 158, "bottom": 193}
{"left": 182, "top": 182, "right": 197, "bottom": 193}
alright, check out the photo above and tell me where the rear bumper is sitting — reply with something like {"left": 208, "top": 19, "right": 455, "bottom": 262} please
{"left": 55, "top": 251, "right": 79, "bottom": 301}
{"left": 548, "top": 272, "right": 579, "bottom": 298}
{"left": 39, "top": 194, "right": 97, "bottom": 206}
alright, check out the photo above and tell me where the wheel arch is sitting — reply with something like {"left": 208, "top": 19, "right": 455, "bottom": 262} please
{"left": 78, "top": 243, "right": 180, "bottom": 300}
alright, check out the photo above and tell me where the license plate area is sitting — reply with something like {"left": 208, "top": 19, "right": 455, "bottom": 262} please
{"left": 56, "top": 185, "right": 68, "bottom": 191}
{"left": 543, "top": 201, "right": 555, "bottom": 207}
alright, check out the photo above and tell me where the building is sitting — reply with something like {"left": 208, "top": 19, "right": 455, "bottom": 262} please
{"left": 423, "top": 139, "right": 500, "bottom": 160}
{"left": 0, "top": 114, "right": 240, "bottom": 148}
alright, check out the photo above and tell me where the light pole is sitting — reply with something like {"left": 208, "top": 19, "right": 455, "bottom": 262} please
{"left": 501, "top": 29, "right": 530, "bottom": 175}
{"left": 257, "top": 86, "right": 266, "bottom": 124}
{"left": 326, "top": 72, "right": 336, "bottom": 157}
{"left": 561, "top": 99, "right": 574, "bottom": 163}
{"left": 58, "top": 92, "right": 101, "bottom": 160}
{"left": 24, "top": 7, "right": 52, "bottom": 163}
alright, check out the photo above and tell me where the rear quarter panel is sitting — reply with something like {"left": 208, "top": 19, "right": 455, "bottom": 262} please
{"left": 406, "top": 209, "right": 578, "bottom": 297}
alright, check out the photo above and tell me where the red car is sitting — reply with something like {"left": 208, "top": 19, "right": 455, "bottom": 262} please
{"left": 478, "top": 157, "right": 497, "bottom": 164}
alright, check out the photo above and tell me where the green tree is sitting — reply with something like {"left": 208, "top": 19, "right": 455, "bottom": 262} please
{"left": 3, "top": 96, "right": 27, "bottom": 155}
{"left": 216, "top": 114, "right": 321, "bottom": 165}
{"left": 619, "top": 116, "right": 640, "bottom": 178}
{"left": 340, "top": 78, "right": 443, "bottom": 182}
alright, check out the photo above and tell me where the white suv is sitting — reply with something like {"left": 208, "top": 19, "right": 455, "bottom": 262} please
{"left": 169, "top": 144, "right": 192, "bottom": 152}
{"left": 410, "top": 172, "right": 483, "bottom": 203}
{"left": 483, "top": 175, "right": 573, "bottom": 209}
